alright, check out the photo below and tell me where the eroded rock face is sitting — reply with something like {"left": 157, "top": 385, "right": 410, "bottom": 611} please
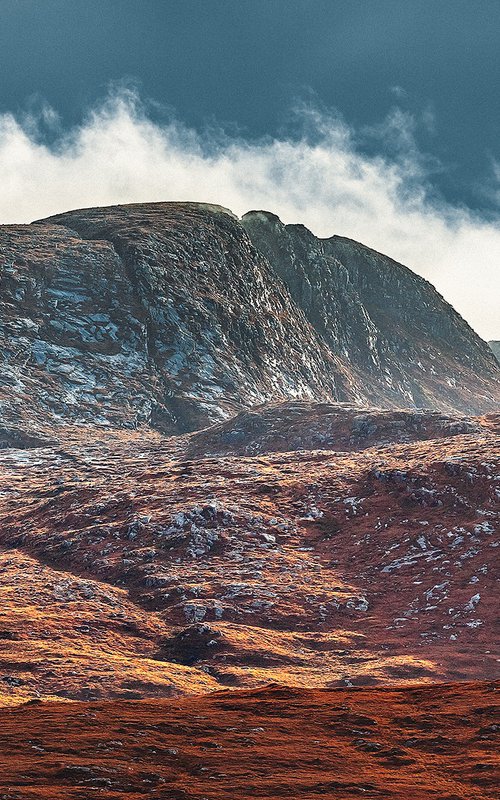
{"left": 1, "top": 203, "right": 355, "bottom": 436}
{"left": 0, "top": 202, "right": 499, "bottom": 440}
{"left": 242, "top": 210, "right": 500, "bottom": 414}
{"left": 0, "top": 223, "right": 153, "bottom": 432}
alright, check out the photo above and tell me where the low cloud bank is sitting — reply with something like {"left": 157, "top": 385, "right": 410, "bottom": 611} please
{"left": 0, "top": 89, "right": 498, "bottom": 340}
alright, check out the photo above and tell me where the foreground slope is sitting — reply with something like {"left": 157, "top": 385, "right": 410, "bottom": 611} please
{"left": 0, "top": 682, "right": 497, "bottom": 799}
{"left": 0, "top": 404, "right": 497, "bottom": 705}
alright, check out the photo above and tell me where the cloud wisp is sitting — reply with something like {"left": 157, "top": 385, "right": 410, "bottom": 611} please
{"left": 0, "top": 89, "right": 499, "bottom": 340}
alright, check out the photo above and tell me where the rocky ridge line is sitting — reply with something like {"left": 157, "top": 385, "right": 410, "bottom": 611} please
{"left": 242, "top": 209, "right": 500, "bottom": 414}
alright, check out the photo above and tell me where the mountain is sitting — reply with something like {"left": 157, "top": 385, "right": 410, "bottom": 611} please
{"left": 0, "top": 202, "right": 498, "bottom": 446}
{"left": 1, "top": 203, "right": 340, "bottom": 438}
{"left": 0, "top": 203, "right": 498, "bottom": 792}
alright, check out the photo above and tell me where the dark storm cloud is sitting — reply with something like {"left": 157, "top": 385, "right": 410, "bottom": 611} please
{"left": 1, "top": 0, "right": 499, "bottom": 209}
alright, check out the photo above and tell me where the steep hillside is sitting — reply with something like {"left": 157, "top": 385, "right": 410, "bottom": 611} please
{"left": 0, "top": 204, "right": 346, "bottom": 437}
{"left": 242, "top": 210, "right": 500, "bottom": 414}
{"left": 0, "top": 404, "right": 497, "bottom": 706}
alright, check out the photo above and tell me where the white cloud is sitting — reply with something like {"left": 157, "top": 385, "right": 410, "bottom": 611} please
{"left": 0, "top": 89, "right": 499, "bottom": 340}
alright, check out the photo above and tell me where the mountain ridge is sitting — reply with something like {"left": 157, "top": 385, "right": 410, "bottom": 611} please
{"left": 242, "top": 208, "right": 499, "bottom": 412}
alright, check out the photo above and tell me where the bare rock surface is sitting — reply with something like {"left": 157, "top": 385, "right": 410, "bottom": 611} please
{"left": 28, "top": 203, "right": 345, "bottom": 433}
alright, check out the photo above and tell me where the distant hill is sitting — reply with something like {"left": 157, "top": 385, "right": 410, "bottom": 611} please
{"left": 243, "top": 209, "right": 500, "bottom": 415}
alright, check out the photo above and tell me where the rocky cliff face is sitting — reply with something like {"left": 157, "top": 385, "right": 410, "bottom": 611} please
{"left": 242, "top": 210, "right": 500, "bottom": 414}
{"left": 1, "top": 203, "right": 349, "bottom": 436}
{"left": 0, "top": 403, "right": 498, "bottom": 705}
{"left": 0, "top": 202, "right": 498, "bottom": 439}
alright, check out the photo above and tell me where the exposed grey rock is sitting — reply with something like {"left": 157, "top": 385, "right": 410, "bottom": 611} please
{"left": 242, "top": 210, "right": 500, "bottom": 414}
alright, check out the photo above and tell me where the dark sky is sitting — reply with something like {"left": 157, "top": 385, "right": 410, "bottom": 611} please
{"left": 1, "top": 0, "right": 500, "bottom": 211}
